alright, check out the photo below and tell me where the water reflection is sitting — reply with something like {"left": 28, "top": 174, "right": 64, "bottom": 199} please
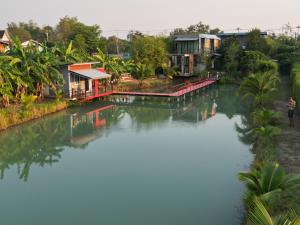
{"left": 0, "top": 85, "right": 247, "bottom": 181}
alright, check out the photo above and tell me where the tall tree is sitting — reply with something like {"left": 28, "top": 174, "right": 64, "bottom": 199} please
{"left": 246, "top": 29, "right": 268, "bottom": 53}
{"left": 171, "top": 21, "right": 221, "bottom": 35}
{"left": 239, "top": 72, "right": 279, "bottom": 107}
{"left": 130, "top": 36, "right": 168, "bottom": 73}
{"left": 7, "top": 22, "right": 32, "bottom": 42}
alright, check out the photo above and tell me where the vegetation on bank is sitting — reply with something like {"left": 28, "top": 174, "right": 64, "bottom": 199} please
{"left": 215, "top": 27, "right": 300, "bottom": 223}
{"left": 291, "top": 63, "right": 300, "bottom": 110}
{"left": 0, "top": 99, "right": 67, "bottom": 131}
{"left": 3, "top": 17, "right": 300, "bottom": 223}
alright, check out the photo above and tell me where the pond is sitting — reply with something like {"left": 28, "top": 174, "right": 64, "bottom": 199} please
{"left": 0, "top": 85, "right": 253, "bottom": 225}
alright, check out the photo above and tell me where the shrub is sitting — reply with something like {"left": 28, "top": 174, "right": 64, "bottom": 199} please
{"left": 0, "top": 100, "right": 67, "bottom": 131}
{"left": 252, "top": 109, "right": 281, "bottom": 128}
{"left": 291, "top": 62, "right": 300, "bottom": 110}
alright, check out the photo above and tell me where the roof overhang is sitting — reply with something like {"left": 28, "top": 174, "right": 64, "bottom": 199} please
{"left": 70, "top": 69, "right": 111, "bottom": 80}
{"left": 0, "top": 40, "right": 10, "bottom": 45}
{"left": 175, "top": 38, "right": 198, "bottom": 41}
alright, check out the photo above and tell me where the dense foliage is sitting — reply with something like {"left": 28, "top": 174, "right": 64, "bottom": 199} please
{"left": 291, "top": 62, "right": 300, "bottom": 110}
{"left": 0, "top": 39, "right": 80, "bottom": 106}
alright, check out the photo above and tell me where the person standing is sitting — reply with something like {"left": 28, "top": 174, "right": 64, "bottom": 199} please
{"left": 288, "top": 97, "right": 297, "bottom": 127}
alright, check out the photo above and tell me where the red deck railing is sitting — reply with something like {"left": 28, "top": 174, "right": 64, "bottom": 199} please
{"left": 113, "top": 78, "right": 217, "bottom": 97}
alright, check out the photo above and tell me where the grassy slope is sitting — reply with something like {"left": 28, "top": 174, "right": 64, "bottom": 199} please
{"left": 0, "top": 100, "right": 67, "bottom": 131}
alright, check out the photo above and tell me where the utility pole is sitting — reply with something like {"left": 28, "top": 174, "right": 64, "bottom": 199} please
{"left": 237, "top": 27, "right": 241, "bottom": 33}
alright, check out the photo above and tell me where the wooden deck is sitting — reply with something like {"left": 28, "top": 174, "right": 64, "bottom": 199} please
{"left": 113, "top": 79, "right": 217, "bottom": 97}
{"left": 69, "top": 91, "right": 113, "bottom": 102}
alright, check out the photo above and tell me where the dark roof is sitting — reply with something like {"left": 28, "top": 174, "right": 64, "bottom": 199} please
{"left": 173, "top": 33, "right": 220, "bottom": 41}
{"left": 0, "top": 30, "right": 4, "bottom": 38}
{"left": 218, "top": 32, "right": 268, "bottom": 37}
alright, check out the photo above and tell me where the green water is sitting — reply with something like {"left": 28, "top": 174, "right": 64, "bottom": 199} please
{"left": 0, "top": 85, "right": 252, "bottom": 225}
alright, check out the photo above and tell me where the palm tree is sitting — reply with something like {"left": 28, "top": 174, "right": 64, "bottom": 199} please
{"left": 93, "top": 49, "right": 123, "bottom": 82}
{"left": 52, "top": 41, "right": 79, "bottom": 64}
{"left": 36, "top": 48, "right": 64, "bottom": 98}
{"left": 238, "top": 163, "right": 300, "bottom": 204}
{"left": 8, "top": 38, "right": 43, "bottom": 96}
{"left": 253, "top": 125, "right": 282, "bottom": 146}
{"left": 8, "top": 38, "right": 65, "bottom": 99}
{"left": 252, "top": 109, "right": 281, "bottom": 128}
{"left": 131, "top": 63, "right": 152, "bottom": 86}
{"left": 0, "top": 55, "right": 21, "bottom": 106}
{"left": 239, "top": 72, "right": 280, "bottom": 107}
{"left": 248, "top": 197, "right": 300, "bottom": 225}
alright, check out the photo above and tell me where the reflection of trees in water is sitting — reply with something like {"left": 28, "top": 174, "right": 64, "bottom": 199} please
{"left": 125, "top": 106, "right": 170, "bottom": 131}
{"left": 0, "top": 85, "right": 249, "bottom": 181}
{"left": 0, "top": 111, "right": 70, "bottom": 181}
{"left": 235, "top": 115, "right": 255, "bottom": 146}
{"left": 0, "top": 104, "right": 127, "bottom": 181}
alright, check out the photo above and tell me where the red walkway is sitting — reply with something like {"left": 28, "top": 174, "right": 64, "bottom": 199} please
{"left": 113, "top": 79, "right": 217, "bottom": 97}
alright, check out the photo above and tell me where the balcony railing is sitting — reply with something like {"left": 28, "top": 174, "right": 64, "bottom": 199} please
{"left": 70, "top": 86, "right": 113, "bottom": 99}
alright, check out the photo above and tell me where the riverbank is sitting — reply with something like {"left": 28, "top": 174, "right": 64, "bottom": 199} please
{"left": 0, "top": 100, "right": 68, "bottom": 131}
{"left": 245, "top": 74, "right": 300, "bottom": 215}
{"left": 272, "top": 75, "right": 300, "bottom": 212}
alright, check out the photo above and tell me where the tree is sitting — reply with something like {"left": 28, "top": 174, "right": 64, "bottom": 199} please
{"left": 55, "top": 16, "right": 103, "bottom": 53}
{"left": 127, "top": 30, "right": 144, "bottom": 42}
{"left": 131, "top": 63, "right": 152, "bottom": 86}
{"left": 7, "top": 22, "right": 32, "bottom": 42}
{"left": 253, "top": 125, "right": 281, "bottom": 146}
{"left": 4, "top": 38, "right": 67, "bottom": 100}
{"left": 92, "top": 49, "right": 123, "bottom": 82}
{"left": 239, "top": 51, "right": 278, "bottom": 75}
{"left": 239, "top": 72, "right": 279, "bottom": 107}
{"left": 105, "top": 36, "right": 129, "bottom": 55}
{"left": 248, "top": 197, "right": 300, "bottom": 225}
{"left": 252, "top": 109, "right": 281, "bottom": 128}
{"left": 0, "top": 56, "right": 19, "bottom": 106}
{"left": 54, "top": 16, "right": 79, "bottom": 43}
{"left": 238, "top": 163, "right": 300, "bottom": 204}
{"left": 130, "top": 36, "right": 168, "bottom": 73}
{"left": 170, "top": 21, "right": 221, "bottom": 35}
{"left": 221, "top": 38, "right": 241, "bottom": 76}
{"left": 7, "top": 20, "right": 47, "bottom": 42}
{"left": 52, "top": 41, "right": 79, "bottom": 64}
{"left": 246, "top": 29, "right": 268, "bottom": 54}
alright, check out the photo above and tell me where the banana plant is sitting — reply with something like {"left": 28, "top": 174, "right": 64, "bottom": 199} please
{"left": 248, "top": 197, "right": 300, "bottom": 225}
{"left": 238, "top": 163, "right": 300, "bottom": 204}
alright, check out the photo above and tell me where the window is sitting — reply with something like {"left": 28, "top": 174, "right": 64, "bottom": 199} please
{"left": 201, "top": 38, "right": 205, "bottom": 51}
{"left": 71, "top": 73, "right": 80, "bottom": 85}
{"left": 188, "top": 41, "right": 194, "bottom": 53}
{"left": 194, "top": 55, "right": 198, "bottom": 66}
{"left": 210, "top": 39, "right": 215, "bottom": 51}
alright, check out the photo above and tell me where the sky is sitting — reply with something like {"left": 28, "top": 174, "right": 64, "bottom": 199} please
{"left": 1, "top": 0, "right": 300, "bottom": 37}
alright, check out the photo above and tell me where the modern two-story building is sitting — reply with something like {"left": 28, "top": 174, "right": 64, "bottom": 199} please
{"left": 217, "top": 31, "right": 268, "bottom": 49}
{"left": 170, "top": 34, "right": 221, "bottom": 76}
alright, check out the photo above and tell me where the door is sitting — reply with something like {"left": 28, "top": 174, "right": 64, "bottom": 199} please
{"left": 189, "top": 55, "right": 194, "bottom": 75}
{"left": 85, "top": 79, "right": 89, "bottom": 92}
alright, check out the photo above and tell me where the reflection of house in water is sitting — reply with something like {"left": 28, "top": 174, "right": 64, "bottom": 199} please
{"left": 172, "top": 100, "right": 217, "bottom": 123}
{"left": 70, "top": 104, "right": 114, "bottom": 148}
{"left": 112, "top": 88, "right": 220, "bottom": 124}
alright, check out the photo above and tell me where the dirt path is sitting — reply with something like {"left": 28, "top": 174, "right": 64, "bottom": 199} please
{"left": 273, "top": 76, "right": 300, "bottom": 173}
